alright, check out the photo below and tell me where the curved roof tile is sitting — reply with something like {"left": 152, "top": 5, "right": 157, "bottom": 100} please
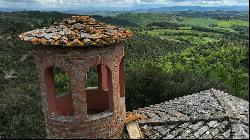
{"left": 18, "top": 16, "right": 133, "bottom": 47}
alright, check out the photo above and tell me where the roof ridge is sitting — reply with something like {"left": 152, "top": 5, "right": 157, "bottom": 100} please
{"left": 210, "top": 88, "right": 239, "bottom": 118}
{"left": 211, "top": 88, "right": 249, "bottom": 124}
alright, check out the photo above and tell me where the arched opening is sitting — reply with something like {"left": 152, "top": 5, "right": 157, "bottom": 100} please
{"left": 119, "top": 57, "right": 125, "bottom": 97}
{"left": 54, "top": 67, "right": 71, "bottom": 96}
{"left": 44, "top": 67, "right": 74, "bottom": 116}
{"left": 85, "top": 65, "right": 113, "bottom": 115}
{"left": 85, "top": 66, "right": 99, "bottom": 89}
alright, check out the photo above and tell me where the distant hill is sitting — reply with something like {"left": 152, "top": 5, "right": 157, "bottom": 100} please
{"left": 0, "top": 8, "right": 18, "bottom": 12}
{"left": 132, "top": 6, "right": 249, "bottom": 13}
{"left": 0, "top": 6, "right": 249, "bottom": 14}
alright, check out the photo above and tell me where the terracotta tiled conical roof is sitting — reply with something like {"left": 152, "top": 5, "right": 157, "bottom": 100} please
{"left": 18, "top": 16, "right": 133, "bottom": 47}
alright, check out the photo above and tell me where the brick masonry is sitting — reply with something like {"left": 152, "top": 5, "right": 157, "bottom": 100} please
{"left": 34, "top": 44, "right": 126, "bottom": 139}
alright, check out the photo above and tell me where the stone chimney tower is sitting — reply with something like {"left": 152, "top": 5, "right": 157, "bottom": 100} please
{"left": 19, "top": 16, "right": 132, "bottom": 139}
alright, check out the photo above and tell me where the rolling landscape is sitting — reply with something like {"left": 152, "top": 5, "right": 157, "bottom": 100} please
{"left": 0, "top": 4, "right": 249, "bottom": 139}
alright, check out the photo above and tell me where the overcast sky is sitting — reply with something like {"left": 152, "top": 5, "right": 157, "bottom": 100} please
{"left": 0, "top": 0, "right": 249, "bottom": 9}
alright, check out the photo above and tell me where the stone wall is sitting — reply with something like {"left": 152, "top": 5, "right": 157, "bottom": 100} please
{"left": 34, "top": 44, "right": 126, "bottom": 139}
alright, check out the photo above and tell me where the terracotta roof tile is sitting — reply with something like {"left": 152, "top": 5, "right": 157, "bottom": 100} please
{"left": 18, "top": 16, "right": 133, "bottom": 47}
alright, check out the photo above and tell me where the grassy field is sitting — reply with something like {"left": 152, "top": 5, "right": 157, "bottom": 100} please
{"left": 142, "top": 29, "right": 219, "bottom": 45}
{"left": 181, "top": 17, "right": 220, "bottom": 27}
{"left": 142, "top": 28, "right": 221, "bottom": 35}
{"left": 181, "top": 17, "right": 249, "bottom": 28}
{"left": 217, "top": 20, "right": 249, "bottom": 27}
{"left": 142, "top": 17, "right": 248, "bottom": 45}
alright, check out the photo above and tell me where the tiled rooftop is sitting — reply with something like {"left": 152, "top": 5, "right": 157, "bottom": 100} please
{"left": 125, "top": 89, "right": 249, "bottom": 139}
{"left": 18, "top": 16, "right": 132, "bottom": 47}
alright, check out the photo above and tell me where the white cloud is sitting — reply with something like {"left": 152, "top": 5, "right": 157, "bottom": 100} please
{"left": 26, "top": 0, "right": 140, "bottom": 6}
{"left": 41, "top": 0, "right": 249, "bottom": 7}
{"left": 0, "top": 0, "right": 249, "bottom": 8}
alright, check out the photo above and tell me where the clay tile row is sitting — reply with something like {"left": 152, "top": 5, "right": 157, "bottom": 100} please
{"left": 18, "top": 16, "right": 133, "bottom": 47}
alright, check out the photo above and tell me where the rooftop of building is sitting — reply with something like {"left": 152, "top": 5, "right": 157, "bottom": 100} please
{"left": 124, "top": 88, "right": 249, "bottom": 139}
{"left": 18, "top": 16, "right": 133, "bottom": 47}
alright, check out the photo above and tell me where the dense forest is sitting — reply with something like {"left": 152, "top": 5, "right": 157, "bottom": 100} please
{"left": 0, "top": 11, "right": 249, "bottom": 138}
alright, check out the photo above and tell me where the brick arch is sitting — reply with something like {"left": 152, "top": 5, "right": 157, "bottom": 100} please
{"left": 34, "top": 45, "right": 126, "bottom": 138}
{"left": 84, "top": 62, "right": 114, "bottom": 115}
{"left": 98, "top": 49, "right": 124, "bottom": 113}
{"left": 81, "top": 55, "right": 115, "bottom": 90}
{"left": 42, "top": 57, "right": 74, "bottom": 78}
{"left": 43, "top": 62, "right": 74, "bottom": 116}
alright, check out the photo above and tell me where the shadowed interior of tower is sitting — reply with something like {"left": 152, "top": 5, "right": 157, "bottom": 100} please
{"left": 85, "top": 65, "right": 113, "bottom": 115}
{"left": 44, "top": 66, "right": 74, "bottom": 116}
